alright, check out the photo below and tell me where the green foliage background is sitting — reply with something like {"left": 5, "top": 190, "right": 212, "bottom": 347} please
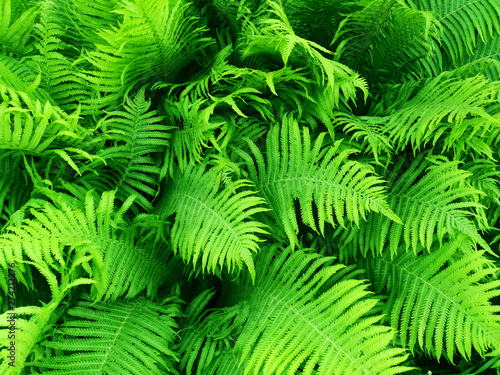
{"left": 1, "top": 0, "right": 500, "bottom": 373}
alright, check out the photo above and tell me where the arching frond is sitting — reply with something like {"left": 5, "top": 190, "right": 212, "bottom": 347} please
{"left": 0, "top": 84, "right": 95, "bottom": 176}
{"left": 33, "top": 296, "right": 180, "bottom": 374}
{"left": 372, "top": 73, "right": 500, "bottom": 152}
{"left": 81, "top": 0, "right": 213, "bottom": 111}
{"left": 163, "top": 97, "right": 223, "bottom": 178}
{"left": 408, "top": 0, "right": 500, "bottom": 64}
{"left": 0, "top": 84, "right": 84, "bottom": 154}
{"left": 337, "top": 154, "right": 490, "bottom": 258}
{"left": 0, "top": 190, "right": 171, "bottom": 302}
{"left": 0, "top": 55, "right": 54, "bottom": 105}
{"left": 0, "top": 0, "right": 38, "bottom": 55}
{"left": 67, "top": 0, "right": 120, "bottom": 49}
{"left": 340, "top": 0, "right": 440, "bottom": 84}
{"left": 359, "top": 236, "right": 500, "bottom": 361}
{"left": 82, "top": 88, "right": 172, "bottom": 211}
{"left": 241, "top": 0, "right": 368, "bottom": 104}
{"left": 454, "top": 34, "right": 500, "bottom": 82}
{"left": 185, "top": 245, "right": 412, "bottom": 375}
{"left": 238, "top": 114, "right": 400, "bottom": 248}
{"left": 158, "top": 162, "right": 269, "bottom": 281}
{"left": 332, "top": 111, "right": 393, "bottom": 163}
{"left": 0, "top": 305, "right": 55, "bottom": 374}
{"left": 179, "top": 289, "right": 248, "bottom": 375}
{"left": 26, "top": 0, "right": 90, "bottom": 112}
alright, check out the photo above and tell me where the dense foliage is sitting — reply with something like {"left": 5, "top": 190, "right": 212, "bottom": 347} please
{"left": 1, "top": 0, "right": 500, "bottom": 373}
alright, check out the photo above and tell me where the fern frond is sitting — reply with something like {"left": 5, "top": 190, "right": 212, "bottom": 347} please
{"left": 0, "top": 0, "right": 38, "bottom": 54}
{"left": 215, "top": 245, "right": 411, "bottom": 374}
{"left": 82, "top": 88, "right": 171, "bottom": 211}
{"left": 81, "top": 0, "right": 213, "bottom": 110}
{"left": 158, "top": 162, "right": 269, "bottom": 281}
{"left": 163, "top": 97, "right": 222, "bottom": 177}
{"left": 0, "top": 190, "right": 171, "bottom": 302}
{"left": 374, "top": 73, "right": 500, "bottom": 152}
{"left": 0, "top": 56, "right": 55, "bottom": 105}
{"left": 0, "top": 153, "right": 31, "bottom": 227}
{"left": 454, "top": 34, "right": 500, "bottom": 82}
{"left": 0, "top": 305, "right": 53, "bottom": 374}
{"left": 0, "top": 85, "right": 81, "bottom": 154}
{"left": 332, "top": 111, "right": 393, "bottom": 163}
{"left": 359, "top": 236, "right": 500, "bottom": 361}
{"left": 337, "top": 154, "right": 490, "bottom": 258}
{"left": 238, "top": 114, "right": 400, "bottom": 249}
{"left": 179, "top": 289, "right": 247, "bottom": 375}
{"left": 242, "top": 0, "right": 368, "bottom": 104}
{"left": 340, "top": 0, "right": 440, "bottom": 84}
{"left": 409, "top": 0, "right": 500, "bottom": 64}
{"left": 68, "top": 0, "right": 120, "bottom": 49}
{"left": 26, "top": 0, "right": 90, "bottom": 112}
{"left": 34, "top": 295, "right": 181, "bottom": 374}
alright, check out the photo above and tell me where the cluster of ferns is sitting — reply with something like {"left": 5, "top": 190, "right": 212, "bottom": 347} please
{"left": 1, "top": 0, "right": 500, "bottom": 374}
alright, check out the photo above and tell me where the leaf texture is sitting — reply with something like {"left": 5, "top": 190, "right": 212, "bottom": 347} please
{"left": 239, "top": 114, "right": 400, "bottom": 248}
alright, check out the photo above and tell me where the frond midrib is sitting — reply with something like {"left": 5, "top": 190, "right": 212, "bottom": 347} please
{"left": 98, "top": 298, "right": 139, "bottom": 372}
{"left": 259, "top": 176, "right": 386, "bottom": 205}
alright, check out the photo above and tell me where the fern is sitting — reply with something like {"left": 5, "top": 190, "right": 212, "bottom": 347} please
{"left": 2, "top": 0, "right": 500, "bottom": 373}
{"left": 178, "top": 289, "right": 247, "bottom": 374}
{"left": 241, "top": 0, "right": 368, "bottom": 104}
{"left": 336, "top": 153, "right": 490, "bottom": 258}
{"left": 82, "top": 88, "right": 172, "bottom": 211}
{"left": 182, "top": 245, "right": 412, "bottom": 374}
{"left": 34, "top": 295, "right": 181, "bottom": 374}
{"left": 158, "top": 162, "right": 269, "bottom": 281}
{"left": 0, "top": 190, "right": 171, "bottom": 301}
{"left": 238, "top": 114, "right": 400, "bottom": 248}
{"left": 359, "top": 236, "right": 500, "bottom": 361}
{"left": 0, "top": 0, "right": 38, "bottom": 55}
{"left": 339, "top": 0, "right": 440, "bottom": 84}
{"left": 80, "top": 0, "right": 213, "bottom": 111}
{"left": 27, "top": 0, "right": 90, "bottom": 112}
{"left": 0, "top": 305, "right": 59, "bottom": 374}
{"left": 408, "top": 0, "right": 500, "bottom": 64}
{"left": 367, "top": 72, "right": 500, "bottom": 152}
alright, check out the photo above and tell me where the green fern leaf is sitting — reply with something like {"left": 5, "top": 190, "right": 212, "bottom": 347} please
{"left": 81, "top": 0, "right": 213, "bottom": 110}
{"left": 0, "top": 190, "right": 171, "bottom": 302}
{"left": 359, "top": 236, "right": 500, "bottom": 361}
{"left": 0, "top": 0, "right": 38, "bottom": 54}
{"left": 337, "top": 154, "right": 490, "bottom": 258}
{"left": 179, "top": 289, "right": 248, "bottom": 375}
{"left": 26, "top": 0, "right": 90, "bottom": 112}
{"left": 34, "top": 295, "right": 181, "bottom": 374}
{"left": 158, "top": 162, "right": 269, "bottom": 281}
{"left": 217, "top": 245, "right": 411, "bottom": 374}
{"left": 82, "top": 88, "right": 172, "bottom": 211}
{"left": 410, "top": 0, "right": 500, "bottom": 63}
{"left": 0, "top": 305, "right": 53, "bottom": 374}
{"left": 238, "top": 114, "right": 400, "bottom": 248}
{"left": 371, "top": 72, "right": 500, "bottom": 152}
{"left": 242, "top": 0, "right": 368, "bottom": 104}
